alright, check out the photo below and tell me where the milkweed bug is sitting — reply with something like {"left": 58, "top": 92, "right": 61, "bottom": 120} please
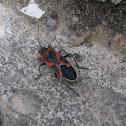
{"left": 35, "top": 26, "right": 88, "bottom": 96}
{"left": 36, "top": 45, "right": 80, "bottom": 96}
{"left": 38, "top": 46, "right": 78, "bottom": 81}
{"left": 36, "top": 45, "right": 89, "bottom": 96}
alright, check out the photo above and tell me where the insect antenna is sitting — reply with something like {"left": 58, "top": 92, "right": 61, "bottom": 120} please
{"left": 37, "top": 24, "right": 43, "bottom": 48}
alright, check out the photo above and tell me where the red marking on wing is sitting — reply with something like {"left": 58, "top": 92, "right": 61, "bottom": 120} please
{"left": 41, "top": 48, "right": 72, "bottom": 66}
{"left": 41, "top": 48, "right": 52, "bottom": 65}
{"left": 44, "top": 62, "right": 55, "bottom": 66}
{"left": 40, "top": 48, "right": 71, "bottom": 77}
{"left": 40, "top": 48, "right": 62, "bottom": 76}
{"left": 53, "top": 50, "right": 72, "bottom": 66}
{"left": 56, "top": 64, "right": 62, "bottom": 77}
{"left": 41, "top": 48, "right": 52, "bottom": 58}
{"left": 59, "top": 61, "right": 72, "bottom": 66}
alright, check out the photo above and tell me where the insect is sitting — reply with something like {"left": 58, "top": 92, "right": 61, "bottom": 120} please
{"left": 36, "top": 45, "right": 81, "bottom": 96}
{"left": 35, "top": 26, "right": 88, "bottom": 96}
{"left": 38, "top": 46, "right": 77, "bottom": 81}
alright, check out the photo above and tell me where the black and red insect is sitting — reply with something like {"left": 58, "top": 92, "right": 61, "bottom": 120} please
{"left": 38, "top": 46, "right": 77, "bottom": 81}
{"left": 35, "top": 27, "right": 87, "bottom": 96}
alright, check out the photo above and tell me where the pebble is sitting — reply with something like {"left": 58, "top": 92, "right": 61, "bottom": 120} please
{"left": 85, "top": 26, "right": 89, "bottom": 29}
{"left": 84, "top": 41, "right": 93, "bottom": 48}
{"left": 101, "top": 20, "right": 107, "bottom": 25}
{"left": 8, "top": 93, "right": 36, "bottom": 115}
{"left": 100, "top": 0, "right": 122, "bottom": 4}
{"left": 72, "top": 16, "right": 79, "bottom": 22}
{"left": 111, "top": 0, "right": 122, "bottom": 4}
{"left": 47, "top": 18, "right": 57, "bottom": 27}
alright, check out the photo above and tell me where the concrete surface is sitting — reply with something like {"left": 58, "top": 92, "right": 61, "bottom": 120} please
{"left": 0, "top": 1, "right": 126, "bottom": 126}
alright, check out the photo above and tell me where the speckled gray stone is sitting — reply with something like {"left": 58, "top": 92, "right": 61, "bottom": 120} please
{"left": 8, "top": 93, "right": 37, "bottom": 115}
{"left": 0, "top": 2, "right": 126, "bottom": 126}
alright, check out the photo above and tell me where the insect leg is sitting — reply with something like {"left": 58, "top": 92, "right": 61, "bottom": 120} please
{"left": 55, "top": 73, "right": 79, "bottom": 96}
{"left": 69, "top": 54, "right": 88, "bottom": 69}
{"left": 58, "top": 49, "right": 73, "bottom": 58}
{"left": 47, "top": 45, "right": 57, "bottom": 50}
{"left": 62, "top": 82, "right": 79, "bottom": 97}
{"left": 63, "top": 54, "right": 72, "bottom": 58}
{"left": 37, "top": 25, "right": 43, "bottom": 48}
{"left": 35, "top": 62, "right": 46, "bottom": 80}
{"left": 58, "top": 49, "right": 64, "bottom": 54}
{"left": 55, "top": 73, "right": 58, "bottom": 78}
{"left": 32, "top": 58, "right": 42, "bottom": 62}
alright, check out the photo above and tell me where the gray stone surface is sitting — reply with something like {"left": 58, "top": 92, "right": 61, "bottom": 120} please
{"left": 0, "top": 1, "right": 126, "bottom": 126}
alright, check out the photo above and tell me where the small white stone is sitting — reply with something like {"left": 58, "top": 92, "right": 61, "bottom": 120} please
{"left": 111, "top": 0, "right": 122, "bottom": 4}
{"left": 99, "top": 0, "right": 122, "bottom": 4}
{"left": 20, "top": 0, "right": 45, "bottom": 19}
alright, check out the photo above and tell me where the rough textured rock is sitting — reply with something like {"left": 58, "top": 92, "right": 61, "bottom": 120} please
{"left": 0, "top": 0, "right": 126, "bottom": 126}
